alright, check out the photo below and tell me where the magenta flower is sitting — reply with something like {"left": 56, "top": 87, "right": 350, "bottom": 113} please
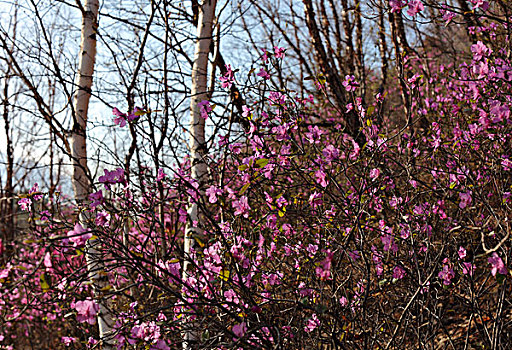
{"left": 113, "top": 107, "right": 127, "bottom": 127}
{"left": 29, "top": 183, "right": 43, "bottom": 201}
{"left": 157, "top": 168, "right": 167, "bottom": 182}
{"left": 438, "top": 260, "right": 455, "bottom": 285}
{"left": 18, "top": 197, "right": 32, "bottom": 211}
{"left": 233, "top": 196, "right": 250, "bottom": 218}
{"left": 67, "top": 223, "right": 92, "bottom": 247}
{"left": 462, "top": 262, "right": 475, "bottom": 276}
{"left": 89, "top": 190, "right": 104, "bottom": 208}
{"left": 257, "top": 68, "right": 270, "bottom": 80}
{"left": 268, "top": 91, "right": 286, "bottom": 105}
{"left": 381, "top": 234, "right": 398, "bottom": 253}
{"left": 233, "top": 322, "right": 247, "bottom": 338}
{"left": 315, "top": 251, "right": 333, "bottom": 280}
{"left": 206, "top": 186, "right": 223, "bottom": 203}
{"left": 220, "top": 64, "right": 234, "bottom": 89}
{"left": 198, "top": 100, "right": 212, "bottom": 119}
{"left": 304, "top": 313, "right": 320, "bottom": 333}
{"left": 342, "top": 75, "right": 359, "bottom": 92}
{"left": 61, "top": 337, "right": 76, "bottom": 347}
{"left": 471, "top": 41, "right": 491, "bottom": 61}
{"left": 458, "top": 247, "right": 467, "bottom": 260}
{"left": 407, "top": 0, "right": 424, "bottom": 17}
{"left": 274, "top": 46, "right": 285, "bottom": 58}
{"left": 393, "top": 266, "right": 406, "bottom": 280}
{"left": 389, "top": 0, "right": 406, "bottom": 12}
{"left": 322, "top": 145, "right": 339, "bottom": 162}
{"left": 98, "top": 168, "right": 126, "bottom": 188}
{"left": 459, "top": 191, "right": 472, "bottom": 209}
{"left": 488, "top": 252, "right": 507, "bottom": 276}
{"left": 72, "top": 299, "right": 99, "bottom": 325}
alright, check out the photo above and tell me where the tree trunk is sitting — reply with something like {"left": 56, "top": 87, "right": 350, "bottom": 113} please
{"left": 303, "top": 0, "right": 364, "bottom": 145}
{"left": 183, "top": 0, "right": 217, "bottom": 347}
{"left": 70, "top": 1, "right": 114, "bottom": 347}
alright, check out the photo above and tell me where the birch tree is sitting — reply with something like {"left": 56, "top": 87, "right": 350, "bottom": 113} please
{"left": 183, "top": 0, "right": 217, "bottom": 347}
{"left": 71, "top": 0, "right": 115, "bottom": 347}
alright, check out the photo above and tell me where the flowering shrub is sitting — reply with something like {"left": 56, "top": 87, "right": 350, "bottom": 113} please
{"left": 2, "top": 5, "right": 512, "bottom": 350}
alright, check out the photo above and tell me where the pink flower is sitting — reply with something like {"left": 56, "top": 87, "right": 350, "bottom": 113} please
{"left": 233, "top": 196, "right": 250, "bottom": 218}
{"left": 458, "top": 247, "right": 467, "bottom": 260}
{"left": 304, "top": 313, "right": 320, "bottom": 333}
{"left": 462, "top": 262, "right": 474, "bottom": 276}
{"left": 407, "top": 0, "right": 424, "bottom": 17}
{"left": 268, "top": 91, "right": 286, "bottom": 105}
{"left": 381, "top": 234, "right": 398, "bottom": 253}
{"left": 315, "top": 170, "right": 328, "bottom": 188}
{"left": 309, "top": 192, "right": 323, "bottom": 209}
{"left": 305, "top": 125, "right": 324, "bottom": 144}
{"left": 67, "top": 223, "right": 92, "bottom": 247}
{"left": 89, "top": 190, "right": 104, "bottom": 208}
{"left": 488, "top": 252, "right": 507, "bottom": 276}
{"left": 389, "top": 0, "right": 406, "bottom": 12}
{"left": 61, "top": 337, "right": 76, "bottom": 347}
{"left": 242, "top": 105, "right": 252, "bottom": 119}
{"left": 29, "top": 183, "right": 43, "bottom": 201}
{"left": 233, "top": 322, "right": 247, "bottom": 338}
{"left": 220, "top": 64, "right": 235, "bottom": 89}
{"left": 438, "top": 261, "right": 455, "bottom": 285}
{"left": 18, "top": 197, "right": 32, "bottom": 211}
{"left": 315, "top": 251, "right": 334, "bottom": 280}
{"left": 501, "top": 158, "right": 512, "bottom": 171}
{"left": 72, "top": 299, "right": 99, "bottom": 325}
{"left": 157, "top": 168, "right": 167, "bottom": 182}
{"left": 257, "top": 68, "right": 270, "bottom": 80}
{"left": 470, "top": 0, "right": 489, "bottom": 10}
{"left": 113, "top": 107, "right": 127, "bottom": 127}
{"left": 98, "top": 168, "right": 126, "bottom": 188}
{"left": 261, "top": 48, "right": 269, "bottom": 63}
{"left": 369, "top": 168, "right": 380, "bottom": 180}
{"left": 274, "top": 46, "right": 285, "bottom": 58}
{"left": 206, "top": 186, "right": 223, "bottom": 203}
{"left": 342, "top": 75, "right": 359, "bottom": 92}
{"left": 44, "top": 252, "right": 52, "bottom": 269}
{"left": 198, "top": 100, "right": 212, "bottom": 119}
{"left": 471, "top": 41, "right": 491, "bottom": 61}
{"left": 393, "top": 266, "right": 406, "bottom": 280}
{"left": 442, "top": 8, "right": 456, "bottom": 24}
{"left": 95, "top": 211, "right": 110, "bottom": 226}
{"left": 322, "top": 145, "right": 339, "bottom": 162}
{"left": 459, "top": 191, "right": 472, "bottom": 209}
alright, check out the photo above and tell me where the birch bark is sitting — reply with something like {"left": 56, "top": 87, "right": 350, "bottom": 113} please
{"left": 182, "top": 0, "right": 217, "bottom": 347}
{"left": 71, "top": 1, "right": 114, "bottom": 347}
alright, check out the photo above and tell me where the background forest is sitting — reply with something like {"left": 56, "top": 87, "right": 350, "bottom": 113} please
{"left": 1, "top": 0, "right": 512, "bottom": 349}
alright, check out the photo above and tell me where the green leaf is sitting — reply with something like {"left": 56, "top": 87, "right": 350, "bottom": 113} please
{"left": 367, "top": 105, "right": 375, "bottom": 117}
{"left": 40, "top": 273, "right": 50, "bottom": 293}
{"left": 238, "top": 164, "right": 248, "bottom": 171}
{"left": 255, "top": 158, "right": 269, "bottom": 168}
{"left": 239, "top": 183, "right": 250, "bottom": 195}
{"left": 219, "top": 270, "right": 230, "bottom": 281}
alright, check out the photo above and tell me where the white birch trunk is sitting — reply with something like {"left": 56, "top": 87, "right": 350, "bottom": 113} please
{"left": 70, "top": 1, "right": 114, "bottom": 348}
{"left": 183, "top": 0, "right": 217, "bottom": 347}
